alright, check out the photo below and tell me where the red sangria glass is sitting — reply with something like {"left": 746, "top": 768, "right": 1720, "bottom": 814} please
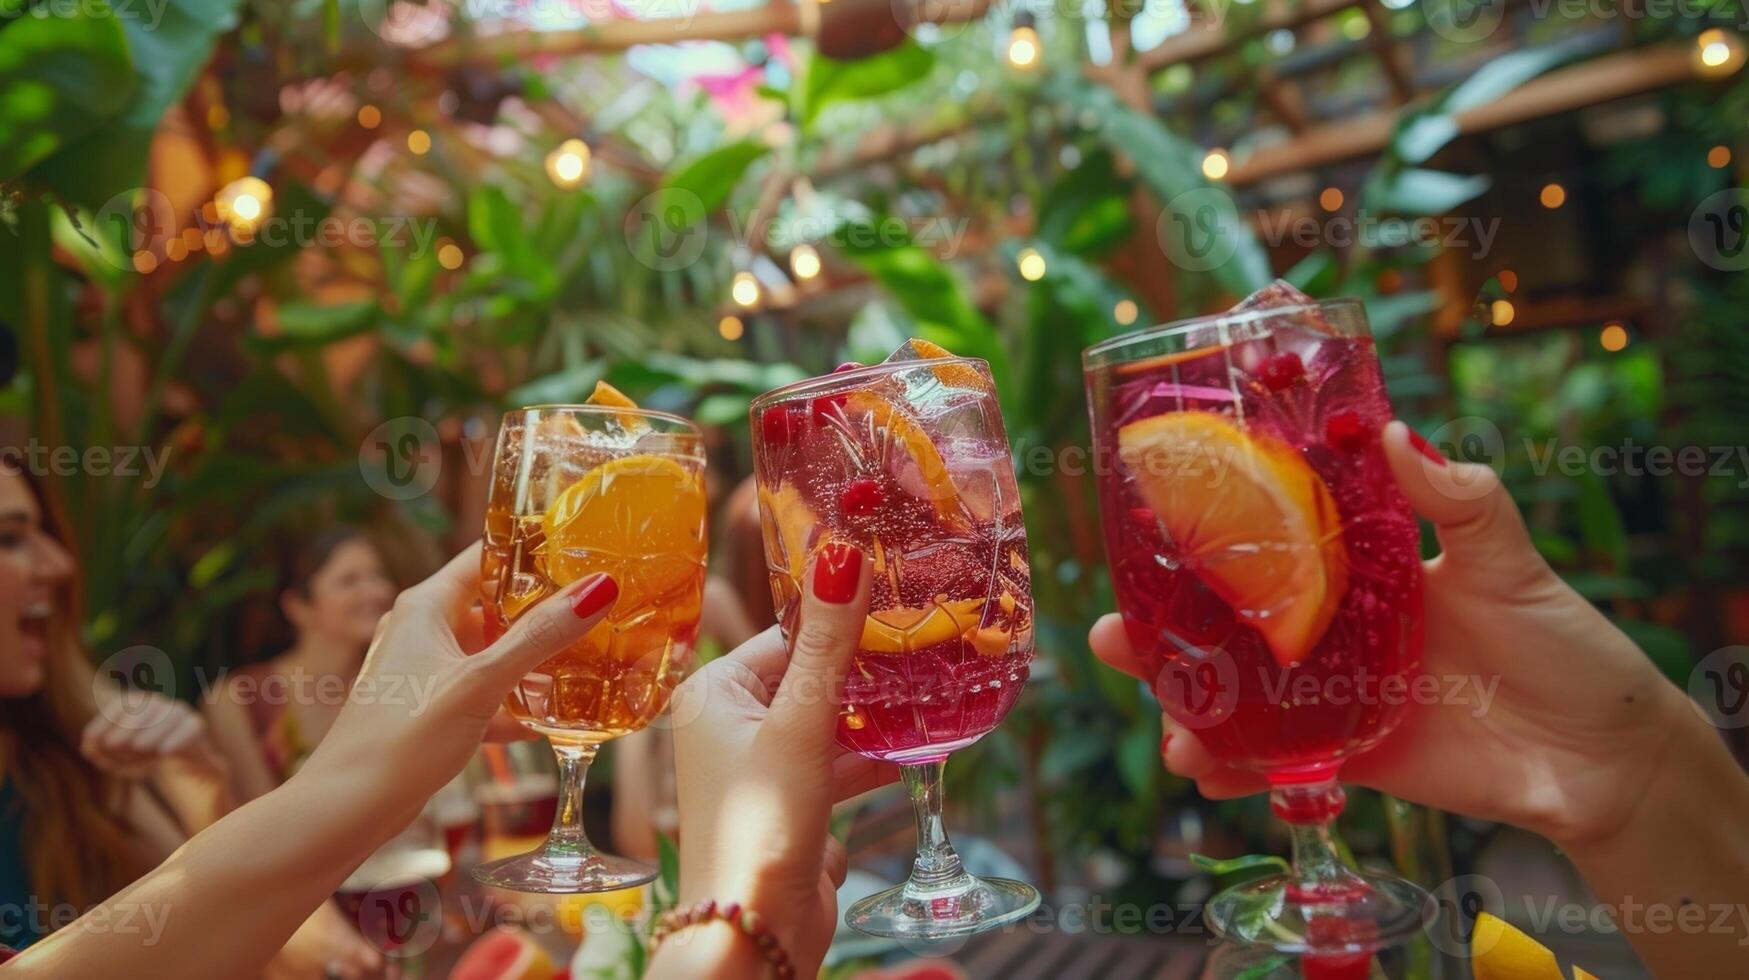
{"left": 1085, "top": 295, "right": 1432, "bottom": 951}
{"left": 750, "top": 350, "right": 1038, "bottom": 939}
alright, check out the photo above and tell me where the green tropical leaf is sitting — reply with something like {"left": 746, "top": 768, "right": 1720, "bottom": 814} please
{"left": 661, "top": 139, "right": 769, "bottom": 218}
{"left": 1366, "top": 168, "right": 1490, "bottom": 216}
{"left": 0, "top": 4, "right": 135, "bottom": 180}
{"left": 799, "top": 42, "right": 934, "bottom": 129}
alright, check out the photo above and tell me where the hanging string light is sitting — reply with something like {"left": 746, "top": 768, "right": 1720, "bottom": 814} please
{"left": 545, "top": 138, "right": 591, "bottom": 189}
{"left": 1696, "top": 29, "right": 1743, "bottom": 77}
{"left": 718, "top": 315, "right": 745, "bottom": 340}
{"left": 731, "top": 271, "right": 762, "bottom": 308}
{"left": 1006, "top": 12, "right": 1041, "bottom": 72}
{"left": 1202, "top": 148, "right": 1231, "bottom": 181}
{"left": 789, "top": 243, "right": 822, "bottom": 281}
{"left": 214, "top": 176, "right": 273, "bottom": 234}
{"left": 1017, "top": 248, "right": 1047, "bottom": 281}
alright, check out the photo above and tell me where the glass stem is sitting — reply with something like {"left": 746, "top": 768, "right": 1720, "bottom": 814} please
{"left": 902, "top": 760, "right": 970, "bottom": 894}
{"left": 1272, "top": 779, "right": 1368, "bottom": 902}
{"left": 544, "top": 741, "right": 599, "bottom": 855}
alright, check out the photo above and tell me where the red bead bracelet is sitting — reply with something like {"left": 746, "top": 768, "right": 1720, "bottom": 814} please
{"left": 649, "top": 899, "right": 795, "bottom": 979}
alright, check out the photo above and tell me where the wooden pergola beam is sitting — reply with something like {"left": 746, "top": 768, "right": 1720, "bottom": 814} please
{"left": 1137, "top": 0, "right": 1363, "bottom": 72}
{"left": 1227, "top": 42, "right": 1705, "bottom": 186}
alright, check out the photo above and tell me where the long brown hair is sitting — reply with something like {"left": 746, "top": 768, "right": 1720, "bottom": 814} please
{"left": 0, "top": 473, "right": 152, "bottom": 912}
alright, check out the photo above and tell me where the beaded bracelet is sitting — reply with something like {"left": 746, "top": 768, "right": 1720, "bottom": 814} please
{"left": 649, "top": 900, "right": 795, "bottom": 979}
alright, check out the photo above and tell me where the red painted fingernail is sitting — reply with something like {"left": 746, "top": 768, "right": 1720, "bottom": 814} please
{"left": 571, "top": 574, "right": 618, "bottom": 618}
{"left": 812, "top": 542, "right": 863, "bottom": 604}
{"left": 1405, "top": 427, "right": 1447, "bottom": 467}
{"left": 1160, "top": 732, "right": 1174, "bottom": 760}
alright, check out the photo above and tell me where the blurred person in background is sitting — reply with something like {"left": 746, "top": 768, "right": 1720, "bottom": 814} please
{"left": 206, "top": 527, "right": 397, "bottom": 799}
{"left": 0, "top": 469, "right": 384, "bottom": 977}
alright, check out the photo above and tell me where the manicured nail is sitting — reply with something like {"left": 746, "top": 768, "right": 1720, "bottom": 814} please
{"left": 1160, "top": 732, "right": 1174, "bottom": 761}
{"left": 812, "top": 542, "right": 863, "bottom": 604}
{"left": 571, "top": 574, "right": 618, "bottom": 619}
{"left": 1405, "top": 427, "right": 1447, "bottom": 467}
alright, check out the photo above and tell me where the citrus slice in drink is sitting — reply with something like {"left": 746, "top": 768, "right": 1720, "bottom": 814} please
{"left": 1116, "top": 411, "right": 1346, "bottom": 667}
{"left": 860, "top": 596, "right": 985, "bottom": 654}
{"left": 894, "top": 337, "right": 989, "bottom": 390}
{"left": 585, "top": 380, "right": 647, "bottom": 431}
{"left": 758, "top": 482, "right": 821, "bottom": 587}
{"left": 541, "top": 455, "right": 706, "bottom": 609}
{"left": 845, "top": 390, "right": 963, "bottom": 524}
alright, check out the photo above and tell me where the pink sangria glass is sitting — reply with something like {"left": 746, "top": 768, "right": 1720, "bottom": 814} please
{"left": 1084, "top": 294, "right": 1433, "bottom": 952}
{"left": 750, "top": 352, "right": 1039, "bottom": 939}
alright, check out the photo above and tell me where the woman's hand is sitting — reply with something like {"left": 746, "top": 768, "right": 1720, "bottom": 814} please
{"left": 81, "top": 690, "right": 222, "bottom": 779}
{"left": 651, "top": 543, "right": 897, "bottom": 979}
{"left": 1091, "top": 421, "right": 1701, "bottom": 850}
{"left": 297, "top": 542, "right": 618, "bottom": 829}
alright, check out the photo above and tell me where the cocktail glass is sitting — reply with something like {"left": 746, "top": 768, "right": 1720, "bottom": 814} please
{"left": 750, "top": 350, "right": 1039, "bottom": 939}
{"left": 1084, "top": 292, "right": 1432, "bottom": 951}
{"left": 474, "top": 405, "right": 708, "bottom": 893}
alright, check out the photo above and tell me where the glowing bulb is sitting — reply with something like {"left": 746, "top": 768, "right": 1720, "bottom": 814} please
{"left": 1007, "top": 26, "right": 1042, "bottom": 71}
{"left": 215, "top": 176, "right": 272, "bottom": 231}
{"left": 731, "top": 271, "right": 761, "bottom": 308}
{"left": 1708, "top": 145, "right": 1732, "bottom": 169}
{"left": 1490, "top": 299, "right": 1515, "bottom": 327}
{"left": 1498, "top": 269, "right": 1518, "bottom": 292}
{"left": 789, "top": 244, "right": 822, "bottom": 281}
{"left": 545, "top": 138, "right": 591, "bottom": 189}
{"left": 1114, "top": 299, "right": 1139, "bottom": 325}
{"left": 1202, "top": 149, "right": 1230, "bottom": 181}
{"left": 407, "top": 129, "right": 432, "bottom": 155}
{"left": 357, "top": 105, "right": 382, "bottom": 129}
{"left": 1539, "top": 182, "right": 1566, "bottom": 209}
{"left": 718, "top": 315, "right": 745, "bottom": 340}
{"left": 1017, "top": 248, "right": 1047, "bottom": 282}
{"left": 437, "top": 243, "right": 464, "bottom": 270}
{"left": 1600, "top": 322, "right": 1628, "bottom": 352}
{"left": 1697, "top": 29, "right": 1741, "bottom": 76}
{"left": 1319, "top": 187, "right": 1344, "bottom": 211}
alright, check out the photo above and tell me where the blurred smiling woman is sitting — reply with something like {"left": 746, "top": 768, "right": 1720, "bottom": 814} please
{"left": 0, "top": 471, "right": 200, "bottom": 949}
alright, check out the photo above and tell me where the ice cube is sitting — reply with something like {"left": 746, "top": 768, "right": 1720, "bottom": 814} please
{"left": 1228, "top": 280, "right": 1340, "bottom": 335}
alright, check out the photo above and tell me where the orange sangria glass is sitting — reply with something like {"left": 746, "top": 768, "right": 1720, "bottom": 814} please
{"left": 750, "top": 344, "right": 1039, "bottom": 939}
{"left": 474, "top": 398, "right": 707, "bottom": 893}
{"left": 1085, "top": 287, "right": 1432, "bottom": 952}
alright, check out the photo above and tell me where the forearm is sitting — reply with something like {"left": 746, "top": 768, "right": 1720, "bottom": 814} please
{"left": 1558, "top": 709, "right": 1749, "bottom": 977}
{"left": 8, "top": 762, "right": 411, "bottom": 978}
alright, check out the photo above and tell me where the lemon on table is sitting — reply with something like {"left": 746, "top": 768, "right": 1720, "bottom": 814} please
{"left": 541, "top": 455, "right": 707, "bottom": 609}
{"left": 1117, "top": 411, "right": 1346, "bottom": 667}
{"left": 1471, "top": 912, "right": 1565, "bottom": 980}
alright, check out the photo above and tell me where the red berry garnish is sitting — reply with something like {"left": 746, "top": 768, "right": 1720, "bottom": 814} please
{"left": 840, "top": 478, "right": 884, "bottom": 517}
{"left": 1258, "top": 352, "right": 1306, "bottom": 390}
{"left": 810, "top": 394, "right": 846, "bottom": 426}
{"left": 1324, "top": 411, "right": 1368, "bottom": 452}
{"left": 761, "top": 406, "right": 798, "bottom": 448}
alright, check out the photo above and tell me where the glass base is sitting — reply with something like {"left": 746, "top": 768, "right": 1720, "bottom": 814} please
{"left": 471, "top": 844, "right": 656, "bottom": 894}
{"left": 845, "top": 874, "right": 1040, "bottom": 940}
{"left": 1205, "top": 871, "right": 1434, "bottom": 953}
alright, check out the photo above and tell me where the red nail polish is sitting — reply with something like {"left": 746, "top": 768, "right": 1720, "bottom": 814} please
{"left": 812, "top": 542, "right": 863, "bottom": 604}
{"left": 1405, "top": 428, "right": 1447, "bottom": 467}
{"left": 571, "top": 575, "right": 618, "bottom": 618}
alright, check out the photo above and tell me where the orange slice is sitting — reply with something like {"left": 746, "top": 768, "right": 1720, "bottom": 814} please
{"left": 845, "top": 390, "right": 962, "bottom": 524}
{"left": 585, "top": 380, "right": 646, "bottom": 430}
{"left": 1471, "top": 913, "right": 1564, "bottom": 980}
{"left": 758, "top": 482, "right": 820, "bottom": 586}
{"left": 861, "top": 597, "right": 985, "bottom": 654}
{"left": 1117, "top": 411, "right": 1345, "bottom": 667}
{"left": 901, "top": 337, "right": 988, "bottom": 390}
{"left": 542, "top": 455, "right": 707, "bottom": 609}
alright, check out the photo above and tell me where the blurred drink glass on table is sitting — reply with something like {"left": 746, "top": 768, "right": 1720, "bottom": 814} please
{"left": 1085, "top": 285, "right": 1430, "bottom": 952}
{"left": 750, "top": 341, "right": 1039, "bottom": 939}
{"left": 474, "top": 399, "right": 708, "bottom": 893}
{"left": 334, "top": 809, "right": 452, "bottom": 970}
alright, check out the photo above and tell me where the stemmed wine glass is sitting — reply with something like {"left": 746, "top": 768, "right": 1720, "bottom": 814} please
{"left": 1084, "top": 293, "right": 1433, "bottom": 951}
{"left": 749, "top": 349, "right": 1039, "bottom": 939}
{"left": 473, "top": 405, "right": 708, "bottom": 893}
